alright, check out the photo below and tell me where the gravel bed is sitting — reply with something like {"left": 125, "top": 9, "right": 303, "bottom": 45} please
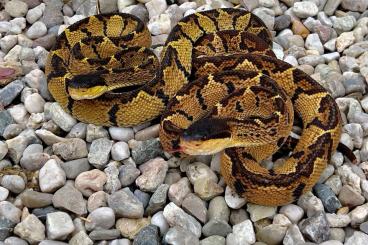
{"left": 1, "top": 0, "right": 368, "bottom": 244}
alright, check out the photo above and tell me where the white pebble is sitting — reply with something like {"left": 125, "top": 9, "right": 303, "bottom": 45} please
{"left": 24, "top": 93, "right": 45, "bottom": 114}
{"left": 39, "top": 159, "right": 66, "bottom": 193}
{"left": 46, "top": 211, "right": 75, "bottom": 240}
{"left": 151, "top": 211, "right": 169, "bottom": 235}
{"left": 26, "top": 3, "right": 45, "bottom": 24}
{"left": 0, "top": 141, "right": 8, "bottom": 160}
{"left": 0, "top": 187, "right": 9, "bottom": 201}
{"left": 111, "top": 141, "right": 130, "bottom": 161}
{"left": 109, "top": 127, "right": 134, "bottom": 141}
{"left": 26, "top": 21, "right": 47, "bottom": 39}
{"left": 224, "top": 186, "right": 246, "bottom": 209}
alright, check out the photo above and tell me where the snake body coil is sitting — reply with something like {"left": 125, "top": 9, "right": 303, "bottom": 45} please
{"left": 46, "top": 8, "right": 342, "bottom": 206}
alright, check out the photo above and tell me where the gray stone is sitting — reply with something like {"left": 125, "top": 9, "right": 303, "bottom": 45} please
{"left": 339, "top": 185, "right": 365, "bottom": 207}
{"left": 104, "top": 162, "right": 121, "bottom": 193}
{"left": 48, "top": 102, "right": 77, "bottom": 132}
{"left": 300, "top": 211, "right": 330, "bottom": 243}
{"left": 119, "top": 163, "right": 140, "bottom": 187}
{"left": 5, "top": 135, "right": 29, "bottom": 164}
{"left": 88, "top": 138, "right": 113, "bottom": 168}
{"left": 274, "top": 15, "right": 291, "bottom": 31}
{"left": 1, "top": 175, "right": 25, "bottom": 194}
{"left": 182, "top": 193, "right": 208, "bottom": 224}
{"left": 0, "top": 111, "right": 14, "bottom": 136}
{"left": 314, "top": 183, "right": 342, "bottom": 213}
{"left": 326, "top": 213, "right": 351, "bottom": 227}
{"left": 89, "top": 229, "right": 120, "bottom": 241}
{"left": 345, "top": 231, "right": 368, "bottom": 245}
{"left": 26, "top": 21, "right": 47, "bottom": 39}
{"left": 146, "top": 184, "right": 169, "bottom": 215}
{"left": 131, "top": 138, "right": 164, "bottom": 165}
{"left": 20, "top": 189, "right": 53, "bottom": 208}
{"left": 60, "top": 158, "right": 91, "bottom": 179}
{"left": 133, "top": 225, "right": 160, "bottom": 245}
{"left": 283, "top": 224, "right": 305, "bottom": 245}
{"left": 52, "top": 138, "right": 88, "bottom": 161}
{"left": 107, "top": 188, "right": 144, "bottom": 218}
{"left": 85, "top": 207, "right": 115, "bottom": 231}
{"left": 52, "top": 183, "right": 87, "bottom": 215}
{"left": 200, "top": 236, "right": 225, "bottom": 245}
{"left": 66, "top": 122, "right": 87, "bottom": 139}
{"left": 151, "top": 211, "right": 169, "bottom": 236}
{"left": 0, "top": 217, "right": 16, "bottom": 241}
{"left": 111, "top": 141, "right": 130, "bottom": 161}
{"left": 0, "top": 80, "right": 24, "bottom": 107}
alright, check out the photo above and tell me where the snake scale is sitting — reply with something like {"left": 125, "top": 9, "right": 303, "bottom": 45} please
{"left": 45, "top": 8, "right": 341, "bottom": 206}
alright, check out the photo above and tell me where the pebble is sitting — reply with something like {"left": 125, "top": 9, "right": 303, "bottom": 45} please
{"left": 0, "top": 187, "right": 9, "bottom": 201}
{"left": 5, "top": 135, "right": 29, "bottom": 163}
{"left": 339, "top": 185, "right": 365, "bottom": 207}
{"left": 350, "top": 203, "right": 368, "bottom": 227}
{"left": 342, "top": 0, "right": 368, "bottom": 12}
{"left": 119, "top": 163, "right": 140, "bottom": 187}
{"left": 26, "top": 3, "right": 45, "bottom": 24}
{"left": 247, "top": 203, "right": 277, "bottom": 222}
{"left": 111, "top": 141, "right": 130, "bottom": 161}
{"left": 326, "top": 213, "right": 351, "bottom": 227}
{"left": 75, "top": 169, "right": 107, "bottom": 197}
{"left": 293, "top": 1, "right": 319, "bottom": 18}
{"left": 345, "top": 231, "right": 368, "bottom": 245}
{"left": 20, "top": 189, "right": 52, "bottom": 208}
{"left": 88, "top": 138, "right": 113, "bottom": 168}
{"left": 283, "top": 224, "right": 305, "bottom": 245}
{"left": 52, "top": 138, "right": 88, "bottom": 161}
{"left": 133, "top": 224, "right": 160, "bottom": 245}
{"left": 131, "top": 139, "right": 164, "bottom": 165}
{"left": 39, "top": 159, "right": 66, "bottom": 193}
{"left": 314, "top": 183, "right": 342, "bottom": 213}
{"left": 136, "top": 157, "right": 168, "bottom": 192}
{"left": 109, "top": 127, "right": 134, "bottom": 141}
{"left": 46, "top": 211, "right": 74, "bottom": 240}
{"left": 69, "top": 231, "right": 93, "bottom": 245}
{"left": 336, "top": 32, "right": 356, "bottom": 52}
{"left": 224, "top": 186, "right": 246, "bottom": 209}
{"left": 108, "top": 188, "right": 144, "bottom": 218}
{"left": 333, "top": 15, "right": 357, "bottom": 33}
{"left": 200, "top": 236, "right": 225, "bottom": 245}
{"left": 182, "top": 193, "right": 208, "bottom": 224}
{"left": 48, "top": 102, "right": 77, "bottom": 132}
{"left": 85, "top": 207, "right": 115, "bottom": 231}
{"left": 0, "top": 80, "right": 24, "bottom": 107}
{"left": 0, "top": 216, "right": 16, "bottom": 241}
{"left": 0, "top": 111, "right": 14, "bottom": 136}
{"left": 228, "top": 219, "right": 255, "bottom": 244}
{"left": 89, "top": 229, "right": 120, "bottom": 241}
{"left": 4, "top": 236, "right": 28, "bottom": 245}
{"left": 4, "top": 0, "right": 28, "bottom": 17}
{"left": 26, "top": 21, "right": 47, "bottom": 39}
{"left": 87, "top": 191, "right": 107, "bottom": 212}
{"left": 279, "top": 204, "right": 304, "bottom": 224}
{"left": 146, "top": 184, "right": 169, "bottom": 215}
{"left": 163, "top": 202, "right": 202, "bottom": 238}
{"left": 257, "top": 224, "right": 288, "bottom": 245}
{"left": 0, "top": 174, "right": 25, "bottom": 194}
{"left": 305, "top": 33, "right": 324, "bottom": 54}
{"left": 60, "top": 158, "right": 90, "bottom": 179}
{"left": 14, "top": 214, "right": 45, "bottom": 244}
{"left": 168, "top": 177, "right": 191, "bottom": 206}
{"left": 151, "top": 211, "right": 169, "bottom": 235}
{"left": 85, "top": 124, "right": 108, "bottom": 142}
{"left": 0, "top": 201, "right": 21, "bottom": 223}
{"left": 300, "top": 211, "right": 330, "bottom": 243}
{"left": 52, "top": 183, "right": 87, "bottom": 215}
{"left": 164, "top": 226, "right": 199, "bottom": 244}
{"left": 116, "top": 217, "right": 151, "bottom": 239}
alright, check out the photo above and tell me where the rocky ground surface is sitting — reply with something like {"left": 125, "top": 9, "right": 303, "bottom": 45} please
{"left": 1, "top": 0, "right": 368, "bottom": 244}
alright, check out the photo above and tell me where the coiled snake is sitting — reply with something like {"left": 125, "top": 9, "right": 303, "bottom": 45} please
{"left": 46, "top": 8, "right": 342, "bottom": 206}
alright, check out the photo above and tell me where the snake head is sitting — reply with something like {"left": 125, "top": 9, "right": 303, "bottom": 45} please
{"left": 68, "top": 74, "right": 108, "bottom": 100}
{"left": 180, "top": 118, "right": 235, "bottom": 155}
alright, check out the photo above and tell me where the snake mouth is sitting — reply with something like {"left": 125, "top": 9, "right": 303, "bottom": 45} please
{"left": 68, "top": 86, "right": 108, "bottom": 100}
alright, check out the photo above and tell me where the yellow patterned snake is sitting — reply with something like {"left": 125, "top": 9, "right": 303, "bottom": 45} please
{"left": 45, "top": 8, "right": 342, "bottom": 206}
